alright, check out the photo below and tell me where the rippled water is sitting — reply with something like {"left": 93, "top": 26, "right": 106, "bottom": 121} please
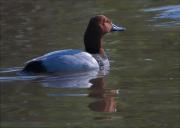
{"left": 143, "top": 4, "right": 180, "bottom": 27}
{"left": 1, "top": 0, "right": 180, "bottom": 128}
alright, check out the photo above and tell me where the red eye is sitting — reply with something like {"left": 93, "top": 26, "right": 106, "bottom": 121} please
{"left": 103, "top": 19, "right": 106, "bottom": 23}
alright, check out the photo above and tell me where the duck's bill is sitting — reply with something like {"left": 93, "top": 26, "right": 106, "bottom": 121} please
{"left": 111, "top": 24, "right": 126, "bottom": 32}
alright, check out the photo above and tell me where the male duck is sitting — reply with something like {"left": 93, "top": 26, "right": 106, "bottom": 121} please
{"left": 22, "top": 15, "right": 125, "bottom": 73}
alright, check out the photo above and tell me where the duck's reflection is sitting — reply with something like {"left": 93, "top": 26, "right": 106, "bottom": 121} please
{"left": 39, "top": 71, "right": 118, "bottom": 113}
{"left": 88, "top": 77, "right": 118, "bottom": 112}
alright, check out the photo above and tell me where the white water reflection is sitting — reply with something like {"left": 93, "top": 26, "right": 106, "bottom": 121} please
{"left": 41, "top": 70, "right": 100, "bottom": 88}
{"left": 143, "top": 4, "right": 180, "bottom": 27}
{"left": 0, "top": 67, "right": 109, "bottom": 88}
{"left": 143, "top": 4, "right": 180, "bottom": 19}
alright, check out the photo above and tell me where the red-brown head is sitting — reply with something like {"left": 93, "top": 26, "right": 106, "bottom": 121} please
{"left": 84, "top": 15, "right": 125, "bottom": 54}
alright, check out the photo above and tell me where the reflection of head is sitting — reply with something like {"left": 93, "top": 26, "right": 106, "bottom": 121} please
{"left": 89, "top": 77, "right": 105, "bottom": 98}
{"left": 88, "top": 77, "right": 117, "bottom": 112}
{"left": 89, "top": 77, "right": 105, "bottom": 89}
{"left": 89, "top": 97, "right": 116, "bottom": 112}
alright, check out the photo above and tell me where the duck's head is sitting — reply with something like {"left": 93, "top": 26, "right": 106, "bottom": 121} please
{"left": 84, "top": 15, "right": 125, "bottom": 54}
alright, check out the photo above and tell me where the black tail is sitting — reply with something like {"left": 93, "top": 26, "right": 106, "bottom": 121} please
{"left": 22, "top": 61, "right": 47, "bottom": 73}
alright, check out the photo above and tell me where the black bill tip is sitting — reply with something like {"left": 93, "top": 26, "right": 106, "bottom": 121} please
{"left": 111, "top": 24, "right": 126, "bottom": 32}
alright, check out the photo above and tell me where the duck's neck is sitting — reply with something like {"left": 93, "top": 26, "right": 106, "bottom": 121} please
{"left": 84, "top": 31, "right": 105, "bottom": 56}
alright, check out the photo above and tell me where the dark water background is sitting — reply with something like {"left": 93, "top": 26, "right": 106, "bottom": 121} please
{"left": 1, "top": 0, "right": 180, "bottom": 128}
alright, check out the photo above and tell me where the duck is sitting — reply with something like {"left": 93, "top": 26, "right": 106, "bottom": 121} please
{"left": 22, "top": 15, "right": 125, "bottom": 73}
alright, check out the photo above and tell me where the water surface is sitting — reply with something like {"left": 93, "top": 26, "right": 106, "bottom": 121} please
{"left": 1, "top": 0, "right": 180, "bottom": 128}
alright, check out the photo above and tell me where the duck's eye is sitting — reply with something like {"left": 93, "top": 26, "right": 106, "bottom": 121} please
{"left": 102, "top": 19, "right": 106, "bottom": 23}
{"left": 106, "top": 19, "right": 111, "bottom": 23}
{"left": 103, "top": 19, "right": 109, "bottom": 24}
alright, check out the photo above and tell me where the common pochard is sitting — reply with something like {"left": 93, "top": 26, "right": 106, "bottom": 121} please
{"left": 22, "top": 15, "right": 125, "bottom": 73}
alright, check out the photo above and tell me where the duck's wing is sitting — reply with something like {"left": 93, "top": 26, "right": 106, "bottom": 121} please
{"left": 24, "top": 49, "right": 99, "bottom": 73}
